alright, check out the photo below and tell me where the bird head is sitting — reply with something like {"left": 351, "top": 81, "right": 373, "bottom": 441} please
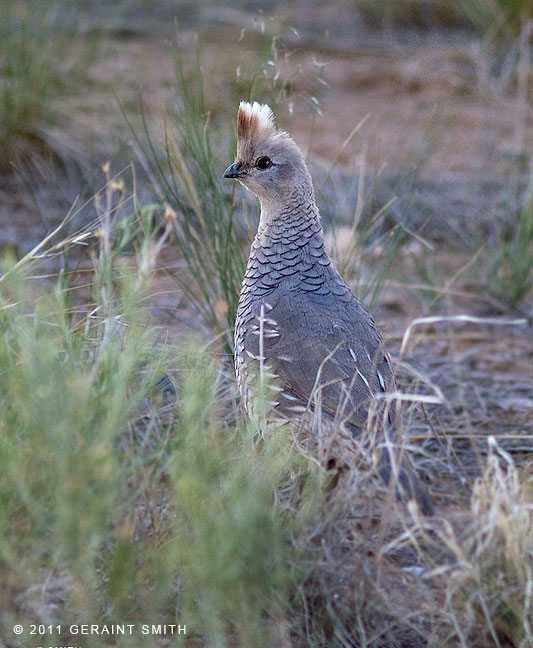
{"left": 224, "top": 101, "right": 312, "bottom": 209}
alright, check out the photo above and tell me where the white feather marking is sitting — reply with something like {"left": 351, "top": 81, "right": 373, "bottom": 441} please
{"left": 282, "top": 393, "right": 299, "bottom": 401}
{"left": 349, "top": 347, "right": 357, "bottom": 363}
{"left": 377, "top": 371, "right": 386, "bottom": 391}
{"left": 357, "top": 369, "right": 370, "bottom": 389}
{"left": 289, "top": 405, "right": 307, "bottom": 413}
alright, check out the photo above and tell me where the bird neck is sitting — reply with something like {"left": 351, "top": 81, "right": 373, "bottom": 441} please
{"left": 257, "top": 184, "right": 323, "bottom": 242}
{"left": 247, "top": 185, "right": 329, "bottom": 277}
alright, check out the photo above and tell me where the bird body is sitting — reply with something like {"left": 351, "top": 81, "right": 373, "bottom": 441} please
{"left": 224, "top": 102, "right": 432, "bottom": 514}
{"left": 235, "top": 197, "right": 393, "bottom": 429}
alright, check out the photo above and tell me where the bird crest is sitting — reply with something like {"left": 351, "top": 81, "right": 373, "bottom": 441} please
{"left": 238, "top": 101, "right": 276, "bottom": 141}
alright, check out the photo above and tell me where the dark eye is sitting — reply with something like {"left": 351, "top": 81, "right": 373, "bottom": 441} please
{"left": 256, "top": 156, "right": 272, "bottom": 170}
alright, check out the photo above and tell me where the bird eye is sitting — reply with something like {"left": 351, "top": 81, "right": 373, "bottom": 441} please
{"left": 256, "top": 156, "right": 272, "bottom": 170}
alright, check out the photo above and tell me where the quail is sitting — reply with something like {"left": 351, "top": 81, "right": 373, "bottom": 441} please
{"left": 224, "top": 102, "right": 433, "bottom": 515}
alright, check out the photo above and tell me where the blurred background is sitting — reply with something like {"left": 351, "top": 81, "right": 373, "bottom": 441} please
{"left": 1, "top": 0, "right": 531, "bottom": 259}
{"left": 0, "top": 2, "right": 531, "bottom": 647}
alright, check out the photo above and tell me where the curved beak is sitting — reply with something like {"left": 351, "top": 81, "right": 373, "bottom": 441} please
{"left": 223, "top": 163, "right": 247, "bottom": 179}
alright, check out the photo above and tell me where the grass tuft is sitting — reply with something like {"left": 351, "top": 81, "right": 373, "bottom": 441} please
{"left": 490, "top": 176, "right": 533, "bottom": 306}
{"left": 124, "top": 50, "right": 247, "bottom": 354}
{"left": 0, "top": 0, "right": 101, "bottom": 172}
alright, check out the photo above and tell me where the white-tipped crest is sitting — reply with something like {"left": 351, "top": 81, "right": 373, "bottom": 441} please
{"left": 239, "top": 101, "right": 274, "bottom": 125}
{"left": 239, "top": 101, "right": 274, "bottom": 131}
{"left": 237, "top": 101, "right": 277, "bottom": 146}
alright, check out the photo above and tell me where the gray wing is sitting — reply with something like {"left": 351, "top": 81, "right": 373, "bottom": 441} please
{"left": 246, "top": 280, "right": 395, "bottom": 432}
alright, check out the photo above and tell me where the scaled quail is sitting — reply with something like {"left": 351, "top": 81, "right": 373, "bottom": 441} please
{"left": 224, "top": 102, "right": 433, "bottom": 515}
